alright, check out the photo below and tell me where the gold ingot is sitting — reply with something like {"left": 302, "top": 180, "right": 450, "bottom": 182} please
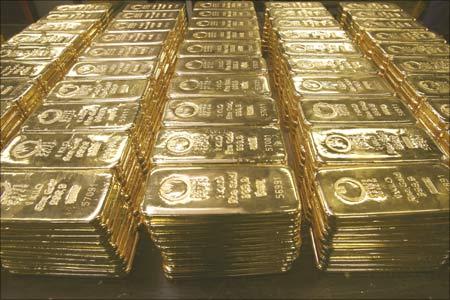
{"left": 184, "top": 30, "right": 260, "bottom": 42}
{"left": 339, "top": 2, "right": 402, "bottom": 11}
{"left": 22, "top": 102, "right": 142, "bottom": 133}
{"left": 93, "top": 31, "right": 169, "bottom": 45}
{"left": 268, "top": 9, "right": 330, "bottom": 19}
{"left": 299, "top": 98, "right": 416, "bottom": 126}
{"left": 376, "top": 43, "right": 449, "bottom": 58}
{"left": 175, "top": 57, "right": 266, "bottom": 75}
{"left": 122, "top": 2, "right": 184, "bottom": 12}
{"left": 307, "top": 126, "right": 443, "bottom": 166}
{"left": 7, "top": 32, "right": 80, "bottom": 46}
{"left": 79, "top": 44, "right": 163, "bottom": 61}
{"left": 1, "top": 133, "right": 130, "bottom": 170}
{"left": 275, "top": 29, "right": 349, "bottom": 42}
{"left": 315, "top": 163, "right": 449, "bottom": 218}
{"left": 266, "top": 2, "right": 324, "bottom": 9}
{"left": 363, "top": 30, "right": 446, "bottom": 44}
{"left": 162, "top": 97, "right": 279, "bottom": 127}
{"left": 167, "top": 75, "right": 271, "bottom": 98}
{"left": 347, "top": 10, "right": 412, "bottom": 20}
{"left": 402, "top": 74, "right": 450, "bottom": 106}
{"left": 192, "top": 10, "right": 255, "bottom": 18}
{"left": 292, "top": 75, "right": 394, "bottom": 99}
{"left": 44, "top": 12, "right": 106, "bottom": 22}
{"left": 282, "top": 42, "right": 359, "bottom": 56}
{"left": 388, "top": 57, "right": 449, "bottom": 83}
{"left": 142, "top": 165, "right": 299, "bottom": 217}
{"left": 194, "top": 1, "right": 254, "bottom": 10}
{"left": 46, "top": 79, "right": 149, "bottom": 103}
{"left": 0, "top": 45, "right": 67, "bottom": 61}
{"left": 66, "top": 61, "right": 155, "bottom": 79}
{"left": 178, "top": 41, "right": 261, "bottom": 57}
{"left": 53, "top": 3, "right": 112, "bottom": 12}
{"left": 272, "top": 18, "right": 340, "bottom": 30}
{"left": 115, "top": 11, "right": 179, "bottom": 21}
{"left": 107, "top": 20, "right": 177, "bottom": 32}
{"left": 0, "top": 61, "right": 51, "bottom": 78}
{"left": 25, "top": 20, "right": 99, "bottom": 33}
{"left": 188, "top": 18, "right": 258, "bottom": 30}
{"left": 351, "top": 19, "right": 425, "bottom": 32}
{"left": 287, "top": 57, "right": 377, "bottom": 74}
{"left": 152, "top": 125, "right": 286, "bottom": 165}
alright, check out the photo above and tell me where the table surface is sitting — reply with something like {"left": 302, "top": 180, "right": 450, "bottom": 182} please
{"left": 2, "top": 228, "right": 449, "bottom": 300}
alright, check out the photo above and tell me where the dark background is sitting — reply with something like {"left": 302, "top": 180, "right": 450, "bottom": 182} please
{"left": 1, "top": 1, "right": 450, "bottom": 299}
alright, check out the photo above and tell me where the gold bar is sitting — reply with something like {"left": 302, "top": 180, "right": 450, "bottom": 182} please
{"left": 162, "top": 97, "right": 279, "bottom": 127}
{"left": 66, "top": 61, "right": 155, "bottom": 79}
{"left": 188, "top": 19, "right": 258, "bottom": 30}
{"left": 316, "top": 163, "right": 449, "bottom": 217}
{"left": 1, "top": 133, "right": 130, "bottom": 170}
{"left": 191, "top": 10, "right": 255, "bottom": 19}
{"left": 167, "top": 75, "right": 272, "bottom": 99}
{"left": 175, "top": 57, "right": 267, "bottom": 75}
{"left": 53, "top": 3, "right": 112, "bottom": 13}
{"left": 92, "top": 31, "right": 168, "bottom": 45}
{"left": 115, "top": 11, "right": 180, "bottom": 21}
{"left": 293, "top": 75, "right": 394, "bottom": 99}
{"left": 363, "top": 30, "right": 446, "bottom": 44}
{"left": 0, "top": 170, "right": 114, "bottom": 223}
{"left": 7, "top": 32, "right": 80, "bottom": 46}
{"left": 194, "top": 1, "right": 254, "bottom": 10}
{"left": 178, "top": 41, "right": 261, "bottom": 57}
{"left": 184, "top": 30, "right": 260, "bottom": 42}
{"left": 107, "top": 20, "right": 176, "bottom": 32}
{"left": 79, "top": 45, "right": 163, "bottom": 61}
{"left": 272, "top": 18, "right": 340, "bottom": 30}
{"left": 299, "top": 98, "right": 416, "bottom": 125}
{"left": 269, "top": 9, "right": 330, "bottom": 19}
{"left": 287, "top": 57, "right": 377, "bottom": 74}
{"left": 142, "top": 165, "right": 299, "bottom": 216}
{"left": 347, "top": 10, "right": 412, "bottom": 20}
{"left": 1, "top": 45, "right": 67, "bottom": 61}
{"left": 282, "top": 42, "right": 360, "bottom": 56}
{"left": 339, "top": 2, "right": 402, "bottom": 11}
{"left": 308, "top": 126, "right": 443, "bottom": 165}
{"left": 352, "top": 19, "right": 425, "bottom": 31}
{"left": 25, "top": 20, "right": 99, "bottom": 33}
{"left": 43, "top": 12, "right": 107, "bottom": 22}
{"left": 1, "top": 61, "right": 51, "bottom": 78}
{"left": 21, "top": 102, "right": 141, "bottom": 133}
{"left": 152, "top": 126, "right": 286, "bottom": 165}
{"left": 376, "top": 43, "right": 449, "bottom": 58}
{"left": 122, "top": 3, "right": 184, "bottom": 12}
{"left": 46, "top": 79, "right": 149, "bottom": 103}
{"left": 266, "top": 2, "right": 324, "bottom": 9}
{"left": 275, "top": 29, "right": 349, "bottom": 42}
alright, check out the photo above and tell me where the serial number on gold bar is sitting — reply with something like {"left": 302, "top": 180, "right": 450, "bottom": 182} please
{"left": 175, "top": 57, "right": 267, "bottom": 75}
{"left": 107, "top": 20, "right": 176, "bottom": 32}
{"left": 1, "top": 133, "right": 129, "bottom": 169}
{"left": 0, "top": 170, "right": 113, "bottom": 222}
{"left": 192, "top": 10, "right": 255, "bottom": 18}
{"left": 152, "top": 126, "right": 286, "bottom": 165}
{"left": 162, "top": 97, "right": 278, "bottom": 127}
{"left": 184, "top": 30, "right": 260, "bottom": 41}
{"left": 22, "top": 102, "right": 140, "bottom": 133}
{"left": 143, "top": 165, "right": 299, "bottom": 216}
{"left": 316, "top": 163, "right": 449, "bottom": 216}
{"left": 276, "top": 29, "right": 349, "bottom": 42}
{"left": 309, "top": 126, "right": 443, "bottom": 164}
{"left": 293, "top": 75, "right": 394, "bottom": 98}
{"left": 178, "top": 42, "right": 261, "bottom": 57}
{"left": 46, "top": 79, "right": 148, "bottom": 103}
{"left": 115, "top": 11, "right": 179, "bottom": 20}
{"left": 66, "top": 61, "right": 155, "bottom": 79}
{"left": 299, "top": 98, "right": 415, "bottom": 125}
{"left": 167, "top": 75, "right": 271, "bottom": 98}
{"left": 287, "top": 57, "right": 377, "bottom": 74}
{"left": 282, "top": 42, "right": 359, "bottom": 56}
{"left": 94, "top": 31, "right": 168, "bottom": 45}
{"left": 188, "top": 18, "right": 258, "bottom": 29}
{"left": 272, "top": 18, "right": 340, "bottom": 29}
{"left": 79, "top": 45, "right": 162, "bottom": 61}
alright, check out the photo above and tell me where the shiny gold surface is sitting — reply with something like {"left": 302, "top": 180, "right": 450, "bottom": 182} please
{"left": 162, "top": 97, "right": 278, "bottom": 127}
{"left": 123, "top": 3, "right": 184, "bottom": 11}
{"left": 178, "top": 42, "right": 261, "bottom": 57}
{"left": 107, "top": 20, "right": 177, "bottom": 32}
{"left": 287, "top": 57, "right": 377, "bottom": 74}
{"left": 152, "top": 126, "right": 286, "bottom": 165}
{"left": 188, "top": 19, "right": 258, "bottom": 30}
{"left": 282, "top": 42, "right": 359, "bottom": 56}
{"left": 79, "top": 45, "right": 163, "bottom": 61}
{"left": 272, "top": 18, "right": 340, "bottom": 29}
{"left": 175, "top": 57, "right": 266, "bottom": 75}
{"left": 66, "top": 61, "right": 155, "bottom": 79}
{"left": 184, "top": 30, "right": 260, "bottom": 42}
{"left": 194, "top": 1, "right": 254, "bottom": 10}
{"left": 115, "top": 11, "right": 180, "bottom": 21}
{"left": 276, "top": 30, "right": 349, "bottom": 42}
{"left": 192, "top": 10, "right": 255, "bottom": 19}
{"left": 142, "top": 166, "right": 299, "bottom": 216}
{"left": 93, "top": 31, "right": 169, "bottom": 45}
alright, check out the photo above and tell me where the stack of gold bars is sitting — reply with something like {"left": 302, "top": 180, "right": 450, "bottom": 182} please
{"left": 264, "top": 1, "right": 449, "bottom": 272}
{"left": 339, "top": 1, "right": 449, "bottom": 156}
{"left": 0, "top": 2, "right": 186, "bottom": 277}
{"left": 0, "top": 3, "right": 112, "bottom": 148}
{"left": 141, "top": 0, "right": 302, "bottom": 279}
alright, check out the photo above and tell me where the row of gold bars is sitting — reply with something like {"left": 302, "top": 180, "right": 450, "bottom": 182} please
{"left": 1, "top": 1, "right": 449, "bottom": 278}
